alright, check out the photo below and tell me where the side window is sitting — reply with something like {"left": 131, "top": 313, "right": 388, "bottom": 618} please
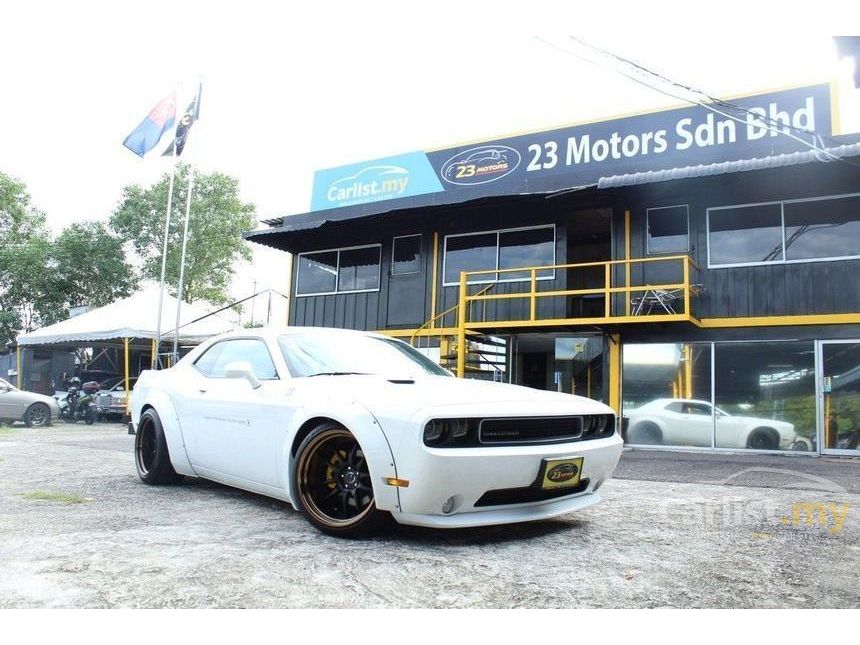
{"left": 665, "top": 402, "right": 684, "bottom": 413}
{"left": 194, "top": 339, "right": 278, "bottom": 379}
{"left": 684, "top": 403, "right": 712, "bottom": 416}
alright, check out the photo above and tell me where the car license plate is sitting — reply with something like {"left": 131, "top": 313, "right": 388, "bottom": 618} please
{"left": 540, "top": 456, "right": 584, "bottom": 490}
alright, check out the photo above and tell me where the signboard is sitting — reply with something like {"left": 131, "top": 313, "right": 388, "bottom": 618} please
{"left": 310, "top": 83, "right": 837, "bottom": 213}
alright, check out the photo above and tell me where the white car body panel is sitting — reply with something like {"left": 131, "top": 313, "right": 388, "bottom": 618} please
{"left": 625, "top": 398, "right": 796, "bottom": 449}
{"left": 130, "top": 327, "right": 622, "bottom": 528}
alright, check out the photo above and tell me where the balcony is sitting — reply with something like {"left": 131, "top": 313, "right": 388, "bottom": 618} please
{"left": 456, "top": 255, "right": 701, "bottom": 329}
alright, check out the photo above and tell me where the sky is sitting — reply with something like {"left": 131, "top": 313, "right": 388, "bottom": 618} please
{"left": 2, "top": 2, "right": 858, "bottom": 324}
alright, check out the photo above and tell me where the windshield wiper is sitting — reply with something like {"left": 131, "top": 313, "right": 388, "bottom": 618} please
{"left": 305, "top": 371, "right": 369, "bottom": 377}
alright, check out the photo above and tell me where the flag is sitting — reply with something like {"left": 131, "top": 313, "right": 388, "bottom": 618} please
{"left": 122, "top": 90, "right": 177, "bottom": 157}
{"left": 162, "top": 85, "right": 202, "bottom": 157}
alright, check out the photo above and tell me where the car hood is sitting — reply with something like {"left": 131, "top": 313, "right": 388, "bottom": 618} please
{"left": 29, "top": 392, "right": 61, "bottom": 408}
{"left": 296, "top": 374, "right": 614, "bottom": 418}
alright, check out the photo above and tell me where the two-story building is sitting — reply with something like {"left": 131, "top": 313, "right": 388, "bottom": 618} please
{"left": 247, "top": 83, "right": 860, "bottom": 457}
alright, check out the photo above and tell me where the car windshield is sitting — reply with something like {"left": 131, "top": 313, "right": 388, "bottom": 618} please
{"left": 0, "top": 377, "right": 16, "bottom": 391}
{"left": 278, "top": 333, "right": 450, "bottom": 379}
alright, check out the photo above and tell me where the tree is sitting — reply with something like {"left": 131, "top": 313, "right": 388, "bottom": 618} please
{"left": 52, "top": 221, "right": 138, "bottom": 310}
{"left": 0, "top": 172, "right": 52, "bottom": 344}
{"left": 1, "top": 171, "right": 138, "bottom": 346}
{"left": 110, "top": 164, "right": 256, "bottom": 304}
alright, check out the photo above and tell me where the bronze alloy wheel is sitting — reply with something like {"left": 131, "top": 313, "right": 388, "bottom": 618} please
{"left": 296, "top": 427, "right": 376, "bottom": 530}
{"left": 135, "top": 415, "right": 158, "bottom": 477}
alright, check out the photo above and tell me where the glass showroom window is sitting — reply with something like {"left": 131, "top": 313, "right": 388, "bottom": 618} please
{"left": 444, "top": 226, "right": 555, "bottom": 285}
{"left": 647, "top": 205, "right": 689, "bottom": 254}
{"left": 392, "top": 235, "right": 422, "bottom": 275}
{"left": 296, "top": 245, "right": 380, "bottom": 296}
{"left": 783, "top": 194, "right": 860, "bottom": 261}
{"left": 714, "top": 341, "right": 814, "bottom": 451}
{"left": 708, "top": 203, "right": 783, "bottom": 266}
{"left": 622, "top": 342, "right": 712, "bottom": 448}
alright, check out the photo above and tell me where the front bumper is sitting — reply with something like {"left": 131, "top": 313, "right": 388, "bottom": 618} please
{"left": 390, "top": 433, "right": 623, "bottom": 528}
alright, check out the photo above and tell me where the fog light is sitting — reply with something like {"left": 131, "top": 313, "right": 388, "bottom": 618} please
{"left": 442, "top": 495, "right": 457, "bottom": 514}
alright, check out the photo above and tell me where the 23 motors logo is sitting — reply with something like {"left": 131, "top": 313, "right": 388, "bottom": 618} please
{"left": 441, "top": 145, "right": 521, "bottom": 186}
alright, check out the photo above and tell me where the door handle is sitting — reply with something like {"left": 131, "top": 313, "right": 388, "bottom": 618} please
{"left": 198, "top": 388, "right": 208, "bottom": 394}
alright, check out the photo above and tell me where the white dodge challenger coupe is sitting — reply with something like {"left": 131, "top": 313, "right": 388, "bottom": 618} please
{"left": 130, "top": 328, "right": 622, "bottom": 537}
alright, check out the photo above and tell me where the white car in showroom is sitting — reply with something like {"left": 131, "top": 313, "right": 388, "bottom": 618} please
{"left": 624, "top": 398, "right": 796, "bottom": 450}
{"left": 130, "top": 327, "right": 622, "bottom": 537}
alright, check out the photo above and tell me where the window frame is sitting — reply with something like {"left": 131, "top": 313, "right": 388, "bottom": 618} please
{"left": 707, "top": 192, "right": 860, "bottom": 268}
{"left": 442, "top": 224, "right": 556, "bottom": 287}
{"left": 646, "top": 204, "right": 690, "bottom": 255}
{"left": 295, "top": 243, "right": 382, "bottom": 297}
{"left": 391, "top": 234, "right": 422, "bottom": 276}
{"left": 192, "top": 337, "right": 281, "bottom": 380}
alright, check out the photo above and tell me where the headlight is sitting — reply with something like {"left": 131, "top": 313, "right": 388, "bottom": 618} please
{"left": 582, "top": 414, "right": 615, "bottom": 437}
{"left": 423, "top": 419, "right": 475, "bottom": 447}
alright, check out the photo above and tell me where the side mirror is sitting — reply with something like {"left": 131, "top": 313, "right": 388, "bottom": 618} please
{"left": 224, "top": 361, "right": 262, "bottom": 389}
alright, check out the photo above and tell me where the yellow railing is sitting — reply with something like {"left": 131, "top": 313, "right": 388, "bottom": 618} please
{"left": 455, "top": 255, "right": 700, "bottom": 376}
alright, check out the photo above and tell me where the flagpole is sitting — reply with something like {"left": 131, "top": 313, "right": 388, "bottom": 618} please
{"left": 153, "top": 124, "right": 178, "bottom": 369}
{"left": 172, "top": 80, "right": 203, "bottom": 362}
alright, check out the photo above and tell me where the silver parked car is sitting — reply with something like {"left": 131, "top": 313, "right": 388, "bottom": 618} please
{"left": 0, "top": 377, "right": 61, "bottom": 427}
{"left": 95, "top": 377, "right": 137, "bottom": 420}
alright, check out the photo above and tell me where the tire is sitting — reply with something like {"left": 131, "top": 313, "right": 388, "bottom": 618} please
{"left": 747, "top": 427, "right": 779, "bottom": 450}
{"left": 628, "top": 421, "right": 662, "bottom": 445}
{"left": 135, "top": 408, "right": 183, "bottom": 485}
{"left": 24, "top": 403, "right": 51, "bottom": 428}
{"left": 293, "top": 423, "right": 389, "bottom": 538}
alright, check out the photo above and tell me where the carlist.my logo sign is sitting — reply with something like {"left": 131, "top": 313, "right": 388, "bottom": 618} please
{"left": 310, "top": 151, "right": 444, "bottom": 212}
{"left": 440, "top": 145, "right": 521, "bottom": 186}
{"left": 326, "top": 165, "right": 409, "bottom": 205}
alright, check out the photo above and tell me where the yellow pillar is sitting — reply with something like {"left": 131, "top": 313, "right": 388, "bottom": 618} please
{"left": 684, "top": 344, "right": 693, "bottom": 399}
{"left": 608, "top": 334, "right": 621, "bottom": 414}
{"left": 123, "top": 338, "right": 131, "bottom": 416}
{"left": 456, "top": 271, "right": 467, "bottom": 378}
{"left": 430, "top": 232, "right": 439, "bottom": 329}
{"left": 16, "top": 346, "right": 22, "bottom": 389}
{"left": 151, "top": 337, "right": 157, "bottom": 370}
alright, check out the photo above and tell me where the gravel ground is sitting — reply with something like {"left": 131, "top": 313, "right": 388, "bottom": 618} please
{"left": 0, "top": 423, "right": 857, "bottom": 608}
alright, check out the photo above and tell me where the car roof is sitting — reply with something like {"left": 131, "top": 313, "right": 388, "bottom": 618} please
{"left": 202, "top": 326, "right": 389, "bottom": 343}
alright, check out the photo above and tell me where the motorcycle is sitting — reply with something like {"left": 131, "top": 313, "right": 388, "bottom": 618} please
{"left": 59, "top": 377, "right": 97, "bottom": 424}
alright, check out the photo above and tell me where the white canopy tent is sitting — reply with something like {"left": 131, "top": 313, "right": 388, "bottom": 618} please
{"left": 16, "top": 286, "right": 236, "bottom": 347}
{"left": 14, "top": 287, "right": 238, "bottom": 414}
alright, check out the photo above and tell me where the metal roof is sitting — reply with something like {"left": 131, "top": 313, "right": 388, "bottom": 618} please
{"left": 597, "top": 142, "right": 860, "bottom": 189}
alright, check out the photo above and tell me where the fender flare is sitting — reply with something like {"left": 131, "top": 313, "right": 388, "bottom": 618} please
{"left": 282, "top": 401, "right": 400, "bottom": 514}
{"left": 138, "top": 390, "right": 196, "bottom": 477}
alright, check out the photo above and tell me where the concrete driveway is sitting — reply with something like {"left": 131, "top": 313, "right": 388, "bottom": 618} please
{"left": 0, "top": 423, "right": 857, "bottom": 608}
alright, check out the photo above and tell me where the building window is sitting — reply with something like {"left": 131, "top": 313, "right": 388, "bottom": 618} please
{"left": 392, "top": 235, "right": 422, "bottom": 275}
{"left": 783, "top": 194, "right": 860, "bottom": 261}
{"left": 707, "top": 193, "right": 860, "bottom": 267}
{"left": 647, "top": 205, "right": 689, "bottom": 254}
{"left": 443, "top": 225, "right": 555, "bottom": 285}
{"left": 708, "top": 203, "right": 783, "bottom": 266}
{"left": 296, "top": 244, "right": 381, "bottom": 296}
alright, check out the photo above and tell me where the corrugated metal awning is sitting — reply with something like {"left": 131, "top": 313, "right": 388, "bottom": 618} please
{"left": 597, "top": 142, "right": 860, "bottom": 189}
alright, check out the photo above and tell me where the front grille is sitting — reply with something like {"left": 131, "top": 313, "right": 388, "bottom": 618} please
{"left": 475, "top": 478, "right": 590, "bottom": 507}
{"left": 478, "top": 416, "right": 583, "bottom": 445}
